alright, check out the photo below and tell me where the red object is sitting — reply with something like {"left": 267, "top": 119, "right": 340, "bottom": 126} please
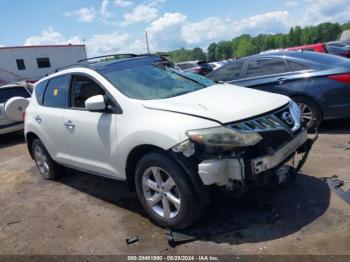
{"left": 328, "top": 73, "right": 350, "bottom": 84}
{"left": 22, "top": 110, "right": 26, "bottom": 122}
{"left": 286, "top": 43, "right": 327, "bottom": 53}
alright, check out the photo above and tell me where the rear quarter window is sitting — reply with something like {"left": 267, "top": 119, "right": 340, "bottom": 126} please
{"left": 43, "top": 75, "right": 70, "bottom": 108}
{"left": 34, "top": 80, "right": 48, "bottom": 105}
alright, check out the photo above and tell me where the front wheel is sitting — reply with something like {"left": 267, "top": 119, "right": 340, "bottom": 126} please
{"left": 135, "top": 153, "right": 204, "bottom": 229}
{"left": 293, "top": 96, "right": 322, "bottom": 132}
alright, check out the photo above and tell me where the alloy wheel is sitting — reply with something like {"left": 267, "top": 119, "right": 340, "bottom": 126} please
{"left": 34, "top": 145, "right": 50, "bottom": 177}
{"left": 298, "top": 102, "right": 313, "bottom": 127}
{"left": 142, "top": 166, "right": 181, "bottom": 219}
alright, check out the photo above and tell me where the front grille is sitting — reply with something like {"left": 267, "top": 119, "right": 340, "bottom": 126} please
{"left": 227, "top": 103, "right": 300, "bottom": 135}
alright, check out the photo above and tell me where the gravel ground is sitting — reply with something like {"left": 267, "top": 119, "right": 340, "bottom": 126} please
{"left": 0, "top": 120, "right": 349, "bottom": 255}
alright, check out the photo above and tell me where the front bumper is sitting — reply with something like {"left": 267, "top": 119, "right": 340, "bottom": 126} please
{"left": 198, "top": 129, "right": 310, "bottom": 189}
{"left": 251, "top": 129, "right": 308, "bottom": 174}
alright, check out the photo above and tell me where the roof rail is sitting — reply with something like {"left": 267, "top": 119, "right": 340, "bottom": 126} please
{"left": 77, "top": 53, "right": 142, "bottom": 64}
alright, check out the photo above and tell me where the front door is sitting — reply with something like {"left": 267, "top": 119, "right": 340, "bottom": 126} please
{"left": 64, "top": 74, "right": 120, "bottom": 178}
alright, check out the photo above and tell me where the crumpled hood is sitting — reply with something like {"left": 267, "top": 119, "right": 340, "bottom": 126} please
{"left": 143, "top": 83, "right": 290, "bottom": 123}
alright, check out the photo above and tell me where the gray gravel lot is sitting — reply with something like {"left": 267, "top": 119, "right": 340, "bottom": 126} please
{"left": 0, "top": 120, "right": 349, "bottom": 255}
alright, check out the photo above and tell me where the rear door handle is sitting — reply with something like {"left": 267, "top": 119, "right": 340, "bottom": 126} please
{"left": 277, "top": 78, "right": 287, "bottom": 84}
{"left": 34, "top": 115, "right": 42, "bottom": 123}
{"left": 64, "top": 120, "right": 75, "bottom": 129}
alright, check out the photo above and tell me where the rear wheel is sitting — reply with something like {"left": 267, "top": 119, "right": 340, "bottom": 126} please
{"left": 32, "top": 139, "right": 64, "bottom": 180}
{"left": 293, "top": 96, "right": 321, "bottom": 132}
{"left": 135, "top": 153, "right": 204, "bottom": 229}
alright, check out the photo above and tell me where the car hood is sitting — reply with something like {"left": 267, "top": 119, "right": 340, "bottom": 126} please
{"left": 143, "top": 83, "right": 290, "bottom": 123}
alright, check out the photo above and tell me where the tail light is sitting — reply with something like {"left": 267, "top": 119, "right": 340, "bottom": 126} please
{"left": 328, "top": 73, "right": 350, "bottom": 84}
{"left": 22, "top": 110, "right": 26, "bottom": 122}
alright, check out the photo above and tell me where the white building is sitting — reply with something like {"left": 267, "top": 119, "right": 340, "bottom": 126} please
{"left": 0, "top": 45, "right": 87, "bottom": 84}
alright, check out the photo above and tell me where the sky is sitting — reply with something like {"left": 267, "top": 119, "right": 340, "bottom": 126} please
{"left": 0, "top": 0, "right": 350, "bottom": 56}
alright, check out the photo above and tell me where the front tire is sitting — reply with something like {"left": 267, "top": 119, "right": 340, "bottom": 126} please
{"left": 135, "top": 153, "right": 204, "bottom": 229}
{"left": 293, "top": 96, "right": 321, "bottom": 132}
{"left": 32, "top": 139, "right": 64, "bottom": 180}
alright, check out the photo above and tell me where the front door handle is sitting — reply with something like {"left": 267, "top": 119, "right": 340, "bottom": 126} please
{"left": 34, "top": 115, "right": 42, "bottom": 123}
{"left": 64, "top": 120, "right": 75, "bottom": 129}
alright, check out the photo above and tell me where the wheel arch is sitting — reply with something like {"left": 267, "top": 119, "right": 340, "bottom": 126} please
{"left": 290, "top": 94, "right": 324, "bottom": 120}
{"left": 26, "top": 132, "right": 40, "bottom": 159}
{"left": 125, "top": 144, "right": 210, "bottom": 203}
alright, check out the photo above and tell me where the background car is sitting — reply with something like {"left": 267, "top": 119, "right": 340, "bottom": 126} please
{"left": 207, "top": 51, "right": 350, "bottom": 131}
{"left": 325, "top": 41, "right": 350, "bottom": 58}
{"left": 209, "top": 61, "right": 225, "bottom": 71}
{"left": 286, "top": 43, "right": 327, "bottom": 53}
{"left": 0, "top": 83, "right": 32, "bottom": 135}
{"left": 176, "top": 60, "right": 213, "bottom": 76}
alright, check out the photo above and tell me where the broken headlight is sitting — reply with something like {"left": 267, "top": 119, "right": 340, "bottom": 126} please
{"left": 186, "top": 126, "right": 262, "bottom": 148}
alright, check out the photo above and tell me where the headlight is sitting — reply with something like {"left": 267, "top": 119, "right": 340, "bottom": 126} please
{"left": 185, "top": 126, "right": 262, "bottom": 148}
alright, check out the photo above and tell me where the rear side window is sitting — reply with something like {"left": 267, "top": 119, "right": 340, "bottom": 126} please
{"left": 209, "top": 62, "right": 243, "bottom": 81}
{"left": 288, "top": 61, "right": 309, "bottom": 71}
{"left": 43, "top": 75, "right": 69, "bottom": 108}
{"left": 0, "top": 87, "right": 30, "bottom": 103}
{"left": 35, "top": 80, "right": 48, "bottom": 105}
{"left": 246, "top": 59, "right": 289, "bottom": 78}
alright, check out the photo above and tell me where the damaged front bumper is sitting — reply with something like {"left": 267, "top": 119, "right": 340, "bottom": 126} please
{"left": 197, "top": 129, "right": 312, "bottom": 190}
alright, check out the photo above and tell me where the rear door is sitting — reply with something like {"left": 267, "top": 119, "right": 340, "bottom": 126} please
{"left": 38, "top": 75, "right": 71, "bottom": 164}
{"left": 63, "top": 74, "right": 120, "bottom": 178}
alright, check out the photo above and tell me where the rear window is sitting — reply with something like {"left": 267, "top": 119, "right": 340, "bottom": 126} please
{"left": 43, "top": 75, "right": 69, "bottom": 108}
{"left": 35, "top": 80, "right": 48, "bottom": 105}
{"left": 0, "top": 87, "right": 30, "bottom": 103}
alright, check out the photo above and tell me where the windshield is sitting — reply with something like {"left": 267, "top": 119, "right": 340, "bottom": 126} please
{"left": 97, "top": 58, "right": 214, "bottom": 100}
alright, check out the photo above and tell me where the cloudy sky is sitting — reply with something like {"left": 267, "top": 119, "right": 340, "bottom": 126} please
{"left": 1, "top": 0, "right": 350, "bottom": 56}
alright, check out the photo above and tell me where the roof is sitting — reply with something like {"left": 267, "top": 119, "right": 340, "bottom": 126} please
{"left": 0, "top": 44, "right": 86, "bottom": 50}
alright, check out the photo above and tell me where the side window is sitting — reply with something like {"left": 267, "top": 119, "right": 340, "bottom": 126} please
{"left": 288, "top": 61, "right": 309, "bottom": 71}
{"left": 210, "top": 62, "right": 243, "bottom": 81}
{"left": 246, "top": 59, "right": 289, "bottom": 78}
{"left": 43, "top": 75, "right": 69, "bottom": 108}
{"left": 35, "top": 80, "right": 49, "bottom": 105}
{"left": 70, "top": 75, "right": 105, "bottom": 108}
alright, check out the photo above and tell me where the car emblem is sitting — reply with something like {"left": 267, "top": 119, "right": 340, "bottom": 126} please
{"left": 281, "top": 111, "right": 294, "bottom": 125}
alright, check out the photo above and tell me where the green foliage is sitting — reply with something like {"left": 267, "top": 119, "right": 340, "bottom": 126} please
{"left": 161, "top": 21, "right": 349, "bottom": 62}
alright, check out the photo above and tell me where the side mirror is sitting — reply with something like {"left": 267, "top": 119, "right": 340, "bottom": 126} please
{"left": 85, "top": 95, "right": 106, "bottom": 112}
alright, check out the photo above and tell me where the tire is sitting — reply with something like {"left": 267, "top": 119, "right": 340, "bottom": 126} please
{"left": 135, "top": 152, "right": 204, "bottom": 229}
{"left": 293, "top": 96, "right": 322, "bottom": 132}
{"left": 32, "top": 139, "right": 64, "bottom": 180}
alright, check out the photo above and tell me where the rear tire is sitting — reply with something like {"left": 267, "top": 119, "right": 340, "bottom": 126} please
{"left": 32, "top": 139, "right": 64, "bottom": 180}
{"left": 135, "top": 153, "right": 204, "bottom": 229}
{"left": 293, "top": 96, "right": 321, "bottom": 132}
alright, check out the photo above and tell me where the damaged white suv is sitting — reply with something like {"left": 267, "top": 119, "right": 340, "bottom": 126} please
{"left": 24, "top": 54, "right": 312, "bottom": 229}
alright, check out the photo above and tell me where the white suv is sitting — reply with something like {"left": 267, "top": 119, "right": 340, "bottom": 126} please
{"left": 24, "top": 54, "right": 312, "bottom": 229}
{"left": 0, "top": 83, "right": 31, "bottom": 135}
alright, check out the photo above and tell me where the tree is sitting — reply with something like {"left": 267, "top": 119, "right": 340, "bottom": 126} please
{"left": 207, "top": 43, "right": 217, "bottom": 61}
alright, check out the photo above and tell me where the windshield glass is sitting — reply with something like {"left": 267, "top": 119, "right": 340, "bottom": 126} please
{"left": 97, "top": 58, "right": 215, "bottom": 100}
